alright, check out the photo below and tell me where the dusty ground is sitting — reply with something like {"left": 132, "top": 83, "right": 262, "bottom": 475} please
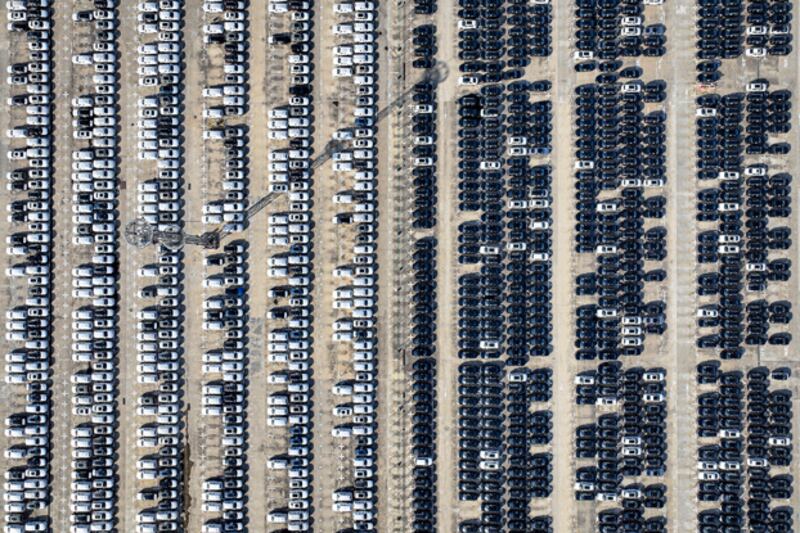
{"left": 2, "top": 1, "right": 800, "bottom": 531}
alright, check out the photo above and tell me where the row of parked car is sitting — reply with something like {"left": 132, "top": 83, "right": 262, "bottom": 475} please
{"left": 456, "top": 82, "right": 555, "bottom": 365}
{"left": 575, "top": 364, "right": 667, "bottom": 494}
{"left": 200, "top": 242, "right": 249, "bottom": 532}
{"left": 572, "top": 73, "right": 668, "bottom": 361}
{"left": 407, "top": 236, "right": 436, "bottom": 360}
{"left": 201, "top": 125, "right": 250, "bottom": 235}
{"left": 410, "top": 82, "right": 438, "bottom": 229}
{"left": 694, "top": 85, "right": 793, "bottom": 359}
{"left": 482, "top": 81, "right": 553, "bottom": 366}
{"left": 413, "top": 0, "right": 435, "bottom": 16}
{"left": 134, "top": 1, "right": 188, "bottom": 532}
{"left": 411, "top": 24, "right": 436, "bottom": 70}
{"left": 265, "top": 0, "right": 318, "bottom": 530}
{"left": 460, "top": 515, "right": 553, "bottom": 533}
{"left": 574, "top": 362, "right": 664, "bottom": 405}
{"left": 201, "top": 0, "right": 249, "bottom": 121}
{"left": 576, "top": 398, "right": 667, "bottom": 530}
{"left": 458, "top": 364, "right": 554, "bottom": 531}
{"left": 597, "top": 509, "right": 666, "bottom": 533}
{"left": 460, "top": 0, "right": 552, "bottom": 65}
{"left": 573, "top": 0, "right": 666, "bottom": 72}
{"left": 506, "top": 0, "right": 552, "bottom": 58}
{"left": 329, "top": 1, "right": 382, "bottom": 528}
{"left": 455, "top": 0, "right": 551, "bottom": 86}
{"left": 201, "top": 0, "right": 251, "bottom": 238}
{"left": 67, "top": 3, "right": 123, "bottom": 531}
{"left": 695, "top": 365, "right": 794, "bottom": 530}
{"left": 505, "top": 368, "right": 553, "bottom": 519}
{"left": 328, "top": 2, "right": 377, "bottom": 82}
{"left": 571, "top": 53, "right": 670, "bottom": 531}
{"left": 408, "top": 9, "right": 439, "bottom": 528}
{"left": 3, "top": 2, "right": 55, "bottom": 532}
{"left": 741, "top": 83, "right": 792, "bottom": 154}
{"left": 408, "top": 353, "right": 437, "bottom": 532}
{"left": 574, "top": 75, "right": 668, "bottom": 245}
{"left": 134, "top": 240, "right": 185, "bottom": 533}
{"left": 202, "top": 0, "right": 252, "bottom": 508}
{"left": 453, "top": 13, "right": 557, "bottom": 520}
{"left": 695, "top": 0, "right": 792, "bottom": 83}
{"left": 408, "top": 238, "right": 438, "bottom": 519}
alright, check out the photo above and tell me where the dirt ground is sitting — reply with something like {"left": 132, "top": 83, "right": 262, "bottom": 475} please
{"left": 2, "top": 1, "right": 800, "bottom": 531}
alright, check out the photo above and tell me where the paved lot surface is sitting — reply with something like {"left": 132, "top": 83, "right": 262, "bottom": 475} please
{"left": 116, "top": 1, "right": 147, "bottom": 530}
{"left": 1, "top": 1, "right": 800, "bottom": 531}
{"left": 47, "top": 2, "right": 78, "bottom": 528}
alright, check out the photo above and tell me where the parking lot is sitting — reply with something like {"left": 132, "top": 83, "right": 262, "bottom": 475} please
{"left": 1, "top": 0, "right": 800, "bottom": 532}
